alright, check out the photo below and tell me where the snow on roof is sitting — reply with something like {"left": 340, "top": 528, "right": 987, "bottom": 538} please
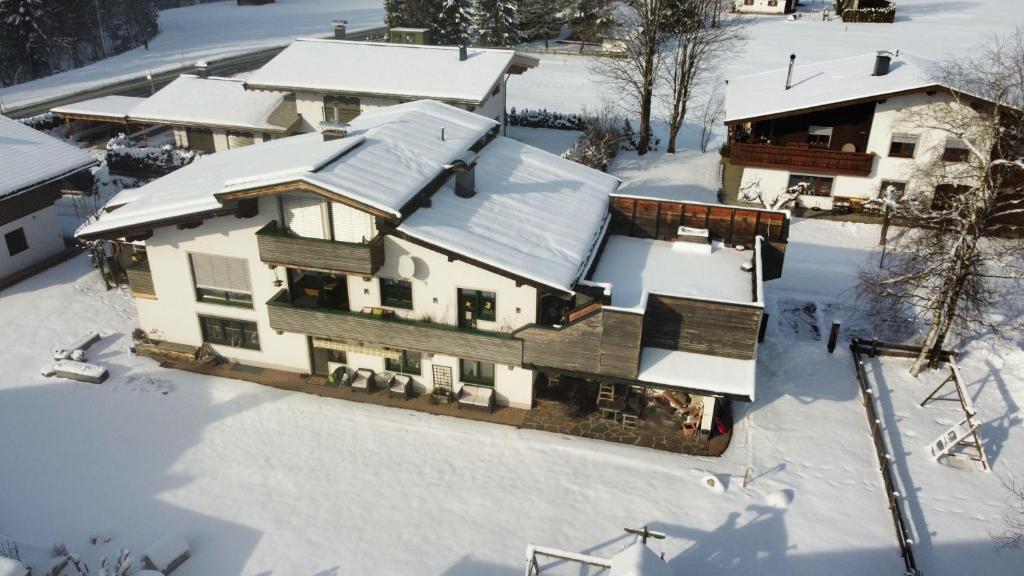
{"left": 77, "top": 100, "right": 496, "bottom": 238}
{"left": 128, "top": 75, "right": 296, "bottom": 132}
{"left": 591, "top": 236, "right": 757, "bottom": 310}
{"left": 0, "top": 115, "right": 98, "bottom": 200}
{"left": 725, "top": 52, "right": 939, "bottom": 123}
{"left": 609, "top": 542, "right": 674, "bottom": 576}
{"left": 398, "top": 136, "right": 620, "bottom": 293}
{"left": 51, "top": 95, "right": 146, "bottom": 120}
{"left": 244, "top": 38, "right": 538, "bottom": 103}
{"left": 638, "top": 347, "right": 757, "bottom": 401}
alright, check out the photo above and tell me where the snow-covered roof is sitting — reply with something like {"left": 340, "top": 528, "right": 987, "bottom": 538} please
{"left": 591, "top": 236, "right": 757, "bottom": 310}
{"left": 51, "top": 95, "right": 145, "bottom": 120}
{"left": 128, "top": 75, "right": 297, "bottom": 132}
{"left": 399, "top": 137, "right": 620, "bottom": 293}
{"left": 638, "top": 347, "right": 757, "bottom": 401}
{"left": 725, "top": 52, "right": 940, "bottom": 123}
{"left": 0, "top": 115, "right": 98, "bottom": 200}
{"left": 244, "top": 38, "right": 539, "bottom": 104}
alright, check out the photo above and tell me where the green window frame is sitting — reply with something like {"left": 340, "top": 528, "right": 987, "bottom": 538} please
{"left": 459, "top": 289, "right": 497, "bottom": 322}
{"left": 385, "top": 350, "right": 422, "bottom": 375}
{"left": 199, "top": 315, "right": 260, "bottom": 350}
{"left": 460, "top": 359, "right": 495, "bottom": 386}
{"left": 380, "top": 278, "right": 413, "bottom": 309}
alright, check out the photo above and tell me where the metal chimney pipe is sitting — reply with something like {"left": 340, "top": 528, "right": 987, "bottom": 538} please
{"left": 785, "top": 54, "right": 796, "bottom": 90}
{"left": 332, "top": 19, "right": 347, "bottom": 40}
{"left": 459, "top": 44, "right": 468, "bottom": 62}
{"left": 195, "top": 61, "right": 209, "bottom": 78}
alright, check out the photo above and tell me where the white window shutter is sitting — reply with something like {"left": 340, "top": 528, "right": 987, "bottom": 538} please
{"left": 330, "top": 202, "right": 372, "bottom": 243}
{"left": 190, "top": 253, "right": 251, "bottom": 293}
{"left": 282, "top": 194, "right": 326, "bottom": 239}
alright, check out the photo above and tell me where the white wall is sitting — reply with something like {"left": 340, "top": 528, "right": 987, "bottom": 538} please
{"left": 734, "top": 0, "right": 788, "bottom": 14}
{"left": 293, "top": 90, "right": 502, "bottom": 134}
{"left": 0, "top": 204, "right": 65, "bottom": 279}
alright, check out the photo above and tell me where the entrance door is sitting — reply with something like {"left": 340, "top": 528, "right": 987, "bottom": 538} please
{"left": 458, "top": 289, "right": 479, "bottom": 329}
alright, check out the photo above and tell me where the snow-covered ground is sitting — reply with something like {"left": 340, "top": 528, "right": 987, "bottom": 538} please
{"left": 0, "top": 0, "right": 385, "bottom": 111}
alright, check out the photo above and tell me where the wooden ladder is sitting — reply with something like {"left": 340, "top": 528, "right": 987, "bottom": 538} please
{"left": 597, "top": 383, "right": 615, "bottom": 404}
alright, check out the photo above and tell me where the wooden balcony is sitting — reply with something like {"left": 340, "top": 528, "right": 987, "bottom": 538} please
{"left": 256, "top": 220, "right": 384, "bottom": 276}
{"left": 125, "top": 259, "right": 156, "bottom": 299}
{"left": 265, "top": 290, "right": 523, "bottom": 366}
{"left": 728, "top": 142, "right": 875, "bottom": 177}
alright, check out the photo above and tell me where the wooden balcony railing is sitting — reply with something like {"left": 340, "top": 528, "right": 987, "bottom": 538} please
{"left": 265, "top": 290, "right": 523, "bottom": 366}
{"left": 728, "top": 142, "right": 876, "bottom": 177}
{"left": 256, "top": 220, "right": 384, "bottom": 276}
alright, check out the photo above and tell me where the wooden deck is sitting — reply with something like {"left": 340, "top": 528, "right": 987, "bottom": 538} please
{"left": 158, "top": 358, "right": 529, "bottom": 427}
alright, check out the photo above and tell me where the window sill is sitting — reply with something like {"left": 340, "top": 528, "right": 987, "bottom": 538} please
{"left": 197, "top": 299, "right": 254, "bottom": 309}
{"left": 460, "top": 377, "right": 495, "bottom": 387}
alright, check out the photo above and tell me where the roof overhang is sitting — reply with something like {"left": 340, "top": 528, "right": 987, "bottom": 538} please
{"left": 725, "top": 84, "right": 947, "bottom": 125}
{"left": 127, "top": 115, "right": 292, "bottom": 134}
{"left": 242, "top": 82, "right": 486, "bottom": 106}
{"left": 1, "top": 157, "right": 100, "bottom": 203}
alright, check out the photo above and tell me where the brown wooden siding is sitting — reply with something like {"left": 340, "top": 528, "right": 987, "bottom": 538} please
{"left": 125, "top": 260, "right": 156, "bottom": 298}
{"left": 757, "top": 102, "right": 876, "bottom": 153}
{"left": 609, "top": 197, "right": 789, "bottom": 247}
{"left": 266, "top": 290, "right": 522, "bottom": 366}
{"left": 0, "top": 185, "right": 61, "bottom": 226}
{"left": 599, "top": 309, "right": 643, "bottom": 378}
{"left": 517, "top": 307, "right": 644, "bottom": 379}
{"left": 256, "top": 221, "right": 384, "bottom": 276}
{"left": 643, "top": 295, "right": 762, "bottom": 360}
{"left": 728, "top": 142, "right": 876, "bottom": 177}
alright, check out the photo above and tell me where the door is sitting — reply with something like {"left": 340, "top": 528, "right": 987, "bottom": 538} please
{"left": 281, "top": 194, "right": 326, "bottom": 239}
{"left": 459, "top": 288, "right": 478, "bottom": 329}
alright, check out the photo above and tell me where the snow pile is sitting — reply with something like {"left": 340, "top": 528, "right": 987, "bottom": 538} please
{"left": 0, "top": 558, "right": 28, "bottom": 576}
{"left": 105, "top": 134, "right": 199, "bottom": 177}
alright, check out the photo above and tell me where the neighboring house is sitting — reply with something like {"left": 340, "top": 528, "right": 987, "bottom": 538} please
{"left": 243, "top": 38, "right": 539, "bottom": 133}
{"left": 0, "top": 115, "right": 98, "bottom": 286}
{"left": 724, "top": 51, "right": 986, "bottom": 211}
{"left": 127, "top": 75, "right": 301, "bottom": 153}
{"left": 734, "top": 0, "right": 797, "bottom": 15}
{"left": 77, "top": 101, "right": 787, "bottom": 444}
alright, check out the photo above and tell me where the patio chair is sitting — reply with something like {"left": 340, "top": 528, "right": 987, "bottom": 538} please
{"left": 457, "top": 384, "right": 495, "bottom": 413}
{"left": 376, "top": 371, "right": 395, "bottom": 391}
{"left": 351, "top": 368, "right": 375, "bottom": 393}
{"left": 328, "top": 365, "right": 349, "bottom": 387}
{"left": 389, "top": 374, "right": 412, "bottom": 400}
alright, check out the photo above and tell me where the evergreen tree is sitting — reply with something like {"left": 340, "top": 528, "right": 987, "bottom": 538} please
{"left": 567, "top": 0, "right": 612, "bottom": 46}
{"left": 474, "top": 0, "right": 520, "bottom": 47}
{"left": 1, "top": 0, "right": 50, "bottom": 81}
{"left": 434, "top": 0, "right": 473, "bottom": 46}
{"left": 385, "top": 0, "right": 416, "bottom": 28}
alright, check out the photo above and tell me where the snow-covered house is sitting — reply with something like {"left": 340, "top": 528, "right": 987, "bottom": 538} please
{"left": 242, "top": 38, "right": 539, "bottom": 133}
{"left": 76, "top": 101, "right": 786, "bottom": 443}
{"left": 724, "top": 51, "right": 990, "bottom": 211}
{"left": 733, "top": 0, "right": 797, "bottom": 15}
{"left": 0, "top": 115, "right": 98, "bottom": 286}
{"left": 127, "top": 75, "right": 301, "bottom": 153}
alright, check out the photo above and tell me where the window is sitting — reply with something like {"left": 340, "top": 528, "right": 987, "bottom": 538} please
{"left": 767, "top": 0, "right": 778, "bottom": 5}
{"left": 458, "top": 288, "right": 497, "bottom": 328}
{"left": 879, "top": 180, "right": 907, "bottom": 197}
{"left": 807, "top": 126, "right": 833, "bottom": 148}
{"left": 200, "top": 315, "right": 260, "bottom": 350}
{"left": 380, "top": 278, "right": 413, "bottom": 309}
{"left": 4, "top": 228, "right": 28, "bottom": 256}
{"left": 460, "top": 359, "right": 495, "bottom": 386}
{"left": 787, "top": 174, "right": 834, "bottom": 197}
{"left": 385, "top": 350, "right": 422, "bottom": 375}
{"left": 888, "top": 134, "right": 918, "bottom": 158}
{"left": 743, "top": 0, "right": 753, "bottom": 4}
{"left": 943, "top": 140, "right": 969, "bottom": 162}
{"left": 189, "top": 253, "right": 253, "bottom": 308}
{"left": 932, "top": 183, "right": 970, "bottom": 210}
{"left": 323, "top": 95, "right": 360, "bottom": 124}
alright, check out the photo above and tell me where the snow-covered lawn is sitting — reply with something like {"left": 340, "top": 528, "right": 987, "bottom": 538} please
{"left": 0, "top": 0, "right": 385, "bottom": 111}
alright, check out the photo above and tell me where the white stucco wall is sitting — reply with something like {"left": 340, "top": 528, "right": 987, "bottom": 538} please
{"left": 293, "top": 90, "right": 503, "bottom": 134}
{"left": 737, "top": 91, "right": 976, "bottom": 209}
{"left": 0, "top": 204, "right": 65, "bottom": 280}
{"left": 734, "top": 0, "right": 788, "bottom": 14}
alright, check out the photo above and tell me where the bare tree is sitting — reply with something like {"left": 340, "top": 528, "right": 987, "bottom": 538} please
{"left": 995, "top": 474, "right": 1024, "bottom": 550}
{"left": 592, "top": 0, "right": 672, "bottom": 155}
{"left": 859, "top": 29, "right": 1024, "bottom": 376}
{"left": 696, "top": 83, "right": 724, "bottom": 153}
{"left": 660, "top": 0, "right": 743, "bottom": 153}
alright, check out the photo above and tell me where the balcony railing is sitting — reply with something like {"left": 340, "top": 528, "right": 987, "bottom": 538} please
{"left": 125, "top": 259, "right": 156, "bottom": 298}
{"left": 256, "top": 220, "right": 384, "bottom": 276}
{"left": 265, "top": 290, "right": 524, "bottom": 366}
{"left": 728, "top": 142, "right": 875, "bottom": 177}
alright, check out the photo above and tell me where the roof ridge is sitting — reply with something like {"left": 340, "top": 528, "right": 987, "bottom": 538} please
{"left": 292, "top": 37, "right": 515, "bottom": 54}
{"left": 728, "top": 51, "right": 935, "bottom": 82}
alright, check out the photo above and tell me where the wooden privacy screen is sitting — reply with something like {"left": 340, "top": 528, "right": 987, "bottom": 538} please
{"left": 609, "top": 197, "right": 788, "bottom": 246}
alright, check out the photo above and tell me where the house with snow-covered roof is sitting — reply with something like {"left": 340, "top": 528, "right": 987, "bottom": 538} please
{"left": 723, "top": 51, "right": 993, "bottom": 212}
{"left": 77, "top": 100, "right": 788, "bottom": 455}
{"left": 243, "top": 38, "right": 539, "bottom": 133}
{"left": 733, "top": 0, "right": 797, "bottom": 15}
{"left": 0, "top": 115, "right": 98, "bottom": 287}
{"left": 126, "top": 74, "right": 301, "bottom": 153}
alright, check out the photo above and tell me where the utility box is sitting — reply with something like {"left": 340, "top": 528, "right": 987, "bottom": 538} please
{"left": 390, "top": 27, "right": 431, "bottom": 45}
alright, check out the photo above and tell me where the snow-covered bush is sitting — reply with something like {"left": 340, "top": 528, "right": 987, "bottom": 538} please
{"left": 507, "top": 107, "right": 590, "bottom": 131}
{"left": 19, "top": 112, "right": 62, "bottom": 132}
{"left": 619, "top": 119, "right": 660, "bottom": 152}
{"left": 840, "top": 0, "right": 896, "bottom": 23}
{"left": 562, "top": 111, "right": 624, "bottom": 171}
{"left": 105, "top": 134, "right": 200, "bottom": 177}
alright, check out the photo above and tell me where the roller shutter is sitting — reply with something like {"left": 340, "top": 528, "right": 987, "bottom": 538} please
{"left": 227, "top": 131, "right": 255, "bottom": 149}
{"left": 282, "top": 194, "right": 326, "bottom": 239}
{"left": 189, "top": 253, "right": 252, "bottom": 293}
{"left": 330, "top": 202, "right": 373, "bottom": 243}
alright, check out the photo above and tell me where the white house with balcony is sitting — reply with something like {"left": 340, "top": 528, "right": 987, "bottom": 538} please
{"left": 77, "top": 100, "right": 788, "bottom": 454}
{"left": 242, "top": 38, "right": 539, "bottom": 133}
{"left": 724, "top": 51, "right": 988, "bottom": 212}
{"left": 734, "top": 0, "right": 797, "bottom": 15}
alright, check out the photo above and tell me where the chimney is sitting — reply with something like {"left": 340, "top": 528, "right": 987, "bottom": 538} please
{"left": 449, "top": 159, "right": 477, "bottom": 198}
{"left": 332, "top": 19, "right": 347, "bottom": 40}
{"left": 459, "top": 44, "right": 468, "bottom": 62}
{"left": 320, "top": 121, "right": 349, "bottom": 141}
{"left": 873, "top": 50, "right": 893, "bottom": 76}
{"left": 195, "top": 61, "right": 209, "bottom": 78}
{"left": 785, "top": 54, "right": 795, "bottom": 90}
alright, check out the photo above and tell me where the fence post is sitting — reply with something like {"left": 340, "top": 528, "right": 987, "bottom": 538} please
{"left": 827, "top": 320, "right": 841, "bottom": 353}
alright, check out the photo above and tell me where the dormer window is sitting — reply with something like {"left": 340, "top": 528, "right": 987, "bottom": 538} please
{"left": 942, "top": 140, "right": 969, "bottom": 162}
{"left": 888, "top": 134, "right": 918, "bottom": 158}
{"left": 807, "top": 126, "right": 833, "bottom": 148}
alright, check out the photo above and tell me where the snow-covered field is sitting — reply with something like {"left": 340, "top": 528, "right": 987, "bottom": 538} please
{"left": 0, "top": 0, "right": 385, "bottom": 111}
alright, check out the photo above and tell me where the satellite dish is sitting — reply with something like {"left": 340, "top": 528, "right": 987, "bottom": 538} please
{"left": 397, "top": 254, "right": 416, "bottom": 280}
